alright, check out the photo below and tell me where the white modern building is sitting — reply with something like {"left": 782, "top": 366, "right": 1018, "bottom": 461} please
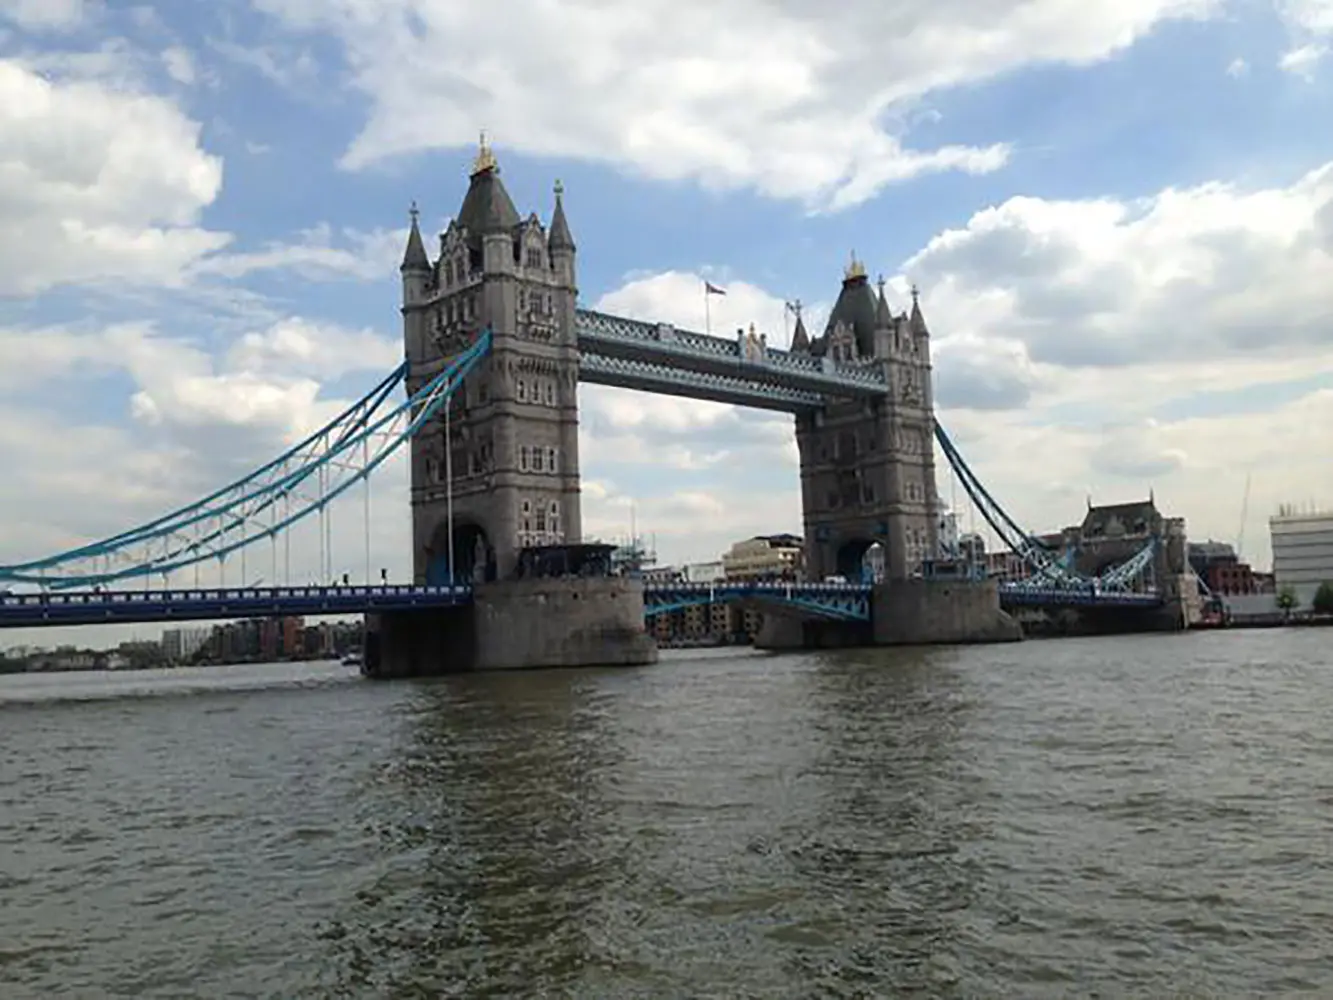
{"left": 1270, "top": 506, "right": 1333, "bottom": 607}
{"left": 683, "top": 560, "right": 725, "bottom": 583}
{"left": 161, "top": 626, "right": 211, "bottom": 663}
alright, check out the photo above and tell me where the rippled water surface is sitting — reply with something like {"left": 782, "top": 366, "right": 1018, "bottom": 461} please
{"left": 3, "top": 630, "right": 1333, "bottom": 998}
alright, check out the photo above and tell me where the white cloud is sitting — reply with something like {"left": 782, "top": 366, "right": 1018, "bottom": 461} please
{"left": 1277, "top": 0, "right": 1333, "bottom": 73}
{"left": 0, "top": 0, "right": 89, "bottom": 31}
{"left": 903, "top": 161, "right": 1333, "bottom": 370}
{"left": 1279, "top": 41, "right": 1328, "bottom": 76}
{"left": 1226, "top": 56, "right": 1249, "bottom": 77}
{"left": 248, "top": 0, "right": 1222, "bottom": 209}
{"left": 578, "top": 470, "right": 803, "bottom": 564}
{"left": 226, "top": 316, "right": 401, "bottom": 379}
{"left": 0, "top": 59, "right": 229, "bottom": 296}
{"left": 1278, "top": 0, "right": 1333, "bottom": 34}
{"left": 197, "top": 224, "right": 407, "bottom": 282}
{"left": 0, "top": 316, "right": 397, "bottom": 441}
{"left": 160, "top": 45, "right": 195, "bottom": 85}
{"left": 207, "top": 36, "right": 321, "bottom": 94}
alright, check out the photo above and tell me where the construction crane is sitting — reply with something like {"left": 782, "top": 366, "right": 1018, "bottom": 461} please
{"left": 1236, "top": 471, "right": 1252, "bottom": 560}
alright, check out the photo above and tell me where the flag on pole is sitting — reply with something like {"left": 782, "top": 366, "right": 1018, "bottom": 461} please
{"left": 704, "top": 281, "right": 726, "bottom": 296}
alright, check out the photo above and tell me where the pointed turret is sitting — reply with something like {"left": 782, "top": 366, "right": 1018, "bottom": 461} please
{"left": 790, "top": 314, "right": 810, "bottom": 352}
{"left": 875, "top": 275, "right": 892, "bottom": 328}
{"left": 790, "top": 302, "right": 810, "bottom": 353}
{"left": 909, "top": 283, "right": 929, "bottom": 335}
{"left": 548, "top": 179, "right": 575, "bottom": 252}
{"left": 400, "top": 201, "right": 430, "bottom": 273}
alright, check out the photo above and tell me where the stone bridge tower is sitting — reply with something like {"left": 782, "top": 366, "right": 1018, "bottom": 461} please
{"left": 792, "top": 258, "right": 941, "bottom": 583}
{"left": 402, "top": 138, "right": 582, "bottom": 585}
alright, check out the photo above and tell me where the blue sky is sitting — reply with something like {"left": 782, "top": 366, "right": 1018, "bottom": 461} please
{"left": 2, "top": 0, "right": 1333, "bottom": 645}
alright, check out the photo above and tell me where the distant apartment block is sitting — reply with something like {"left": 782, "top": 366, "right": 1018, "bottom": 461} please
{"left": 161, "top": 626, "right": 211, "bottom": 663}
{"left": 722, "top": 534, "right": 804, "bottom": 581}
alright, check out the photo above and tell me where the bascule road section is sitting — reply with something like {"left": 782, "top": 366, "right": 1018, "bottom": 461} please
{"left": 0, "top": 139, "right": 1199, "bottom": 673}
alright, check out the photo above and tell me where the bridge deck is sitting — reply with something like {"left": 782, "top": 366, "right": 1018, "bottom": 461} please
{"left": 0, "top": 585, "right": 472, "bottom": 628}
{"left": 0, "top": 579, "right": 1161, "bottom": 628}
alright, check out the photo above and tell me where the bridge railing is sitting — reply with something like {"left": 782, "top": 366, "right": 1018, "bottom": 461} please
{"left": 0, "top": 584, "right": 473, "bottom": 608}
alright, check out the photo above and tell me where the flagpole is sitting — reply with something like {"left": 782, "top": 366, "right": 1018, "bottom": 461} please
{"left": 704, "top": 280, "right": 711, "bottom": 335}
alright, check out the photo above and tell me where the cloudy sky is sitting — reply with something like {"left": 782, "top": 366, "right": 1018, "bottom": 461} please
{"left": 2, "top": 0, "right": 1332, "bottom": 644}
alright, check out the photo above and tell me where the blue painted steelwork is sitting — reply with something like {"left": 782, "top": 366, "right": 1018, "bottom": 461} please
{"left": 0, "top": 332, "right": 493, "bottom": 591}
{"left": 642, "top": 581, "right": 872, "bottom": 621}
{"left": 0, "top": 323, "right": 1163, "bottom": 612}
{"left": 933, "top": 420, "right": 1159, "bottom": 598}
{"left": 0, "top": 584, "right": 472, "bottom": 629}
{"left": 996, "top": 583, "right": 1162, "bottom": 608}
{"left": 578, "top": 352, "right": 827, "bottom": 412}
{"left": 576, "top": 309, "right": 888, "bottom": 399}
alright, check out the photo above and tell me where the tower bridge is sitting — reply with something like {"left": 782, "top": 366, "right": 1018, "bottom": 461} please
{"left": 0, "top": 139, "right": 1197, "bottom": 671}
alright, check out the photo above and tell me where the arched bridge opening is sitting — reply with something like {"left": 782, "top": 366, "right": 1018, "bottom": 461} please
{"left": 427, "top": 520, "right": 497, "bottom": 585}
{"left": 834, "top": 538, "right": 885, "bottom": 584}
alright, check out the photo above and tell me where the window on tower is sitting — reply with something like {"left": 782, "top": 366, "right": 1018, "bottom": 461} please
{"left": 520, "top": 499, "right": 532, "bottom": 533}
{"left": 546, "top": 446, "right": 557, "bottom": 473}
{"left": 543, "top": 380, "right": 555, "bottom": 406}
{"left": 548, "top": 501, "right": 560, "bottom": 537}
{"left": 532, "top": 447, "right": 544, "bottom": 472}
{"left": 535, "top": 506, "right": 547, "bottom": 532}
{"left": 517, "top": 379, "right": 527, "bottom": 402}
{"left": 519, "top": 445, "right": 530, "bottom": 472}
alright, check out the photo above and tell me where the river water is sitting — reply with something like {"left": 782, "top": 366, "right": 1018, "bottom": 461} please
{"left": 2, "top": 629, "right": 1331, "bottom": 998}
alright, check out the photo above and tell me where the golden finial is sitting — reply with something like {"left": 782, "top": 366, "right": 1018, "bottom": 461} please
{"left": 471, "top": 130, "right": 498, "bottom": 175}
{"left": 409, "top": 200, "right": 419, "bottom": 225}
{"left": 844, "top": 250, "right": 866, "bottom": 280}
{"left": 553, "top": 178, "right": 564, "bottom": 198}
{"left": 911, "top": 282, "right": 921, "bottom": 304}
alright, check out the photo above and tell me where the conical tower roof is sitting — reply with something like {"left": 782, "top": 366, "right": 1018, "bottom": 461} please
{"left": 909, "top": 283, "right": 929, "bottom": 335}
{"left": 455, "top": 133, "right": 520, "bottom": 246}
{"left": 822, "top": 252, "right": 878, "bottom": 356}
{"left": 548, "top": 179, "right": 574, "bottom": 251}
{"left": 875, "top": 276, "right": 893, "bottom": 327}
{"left": 790, "top": 311, "right": 810, "bottom": 352}
{"left": 400, "top": 202, "right": 430, "bottom": 272}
